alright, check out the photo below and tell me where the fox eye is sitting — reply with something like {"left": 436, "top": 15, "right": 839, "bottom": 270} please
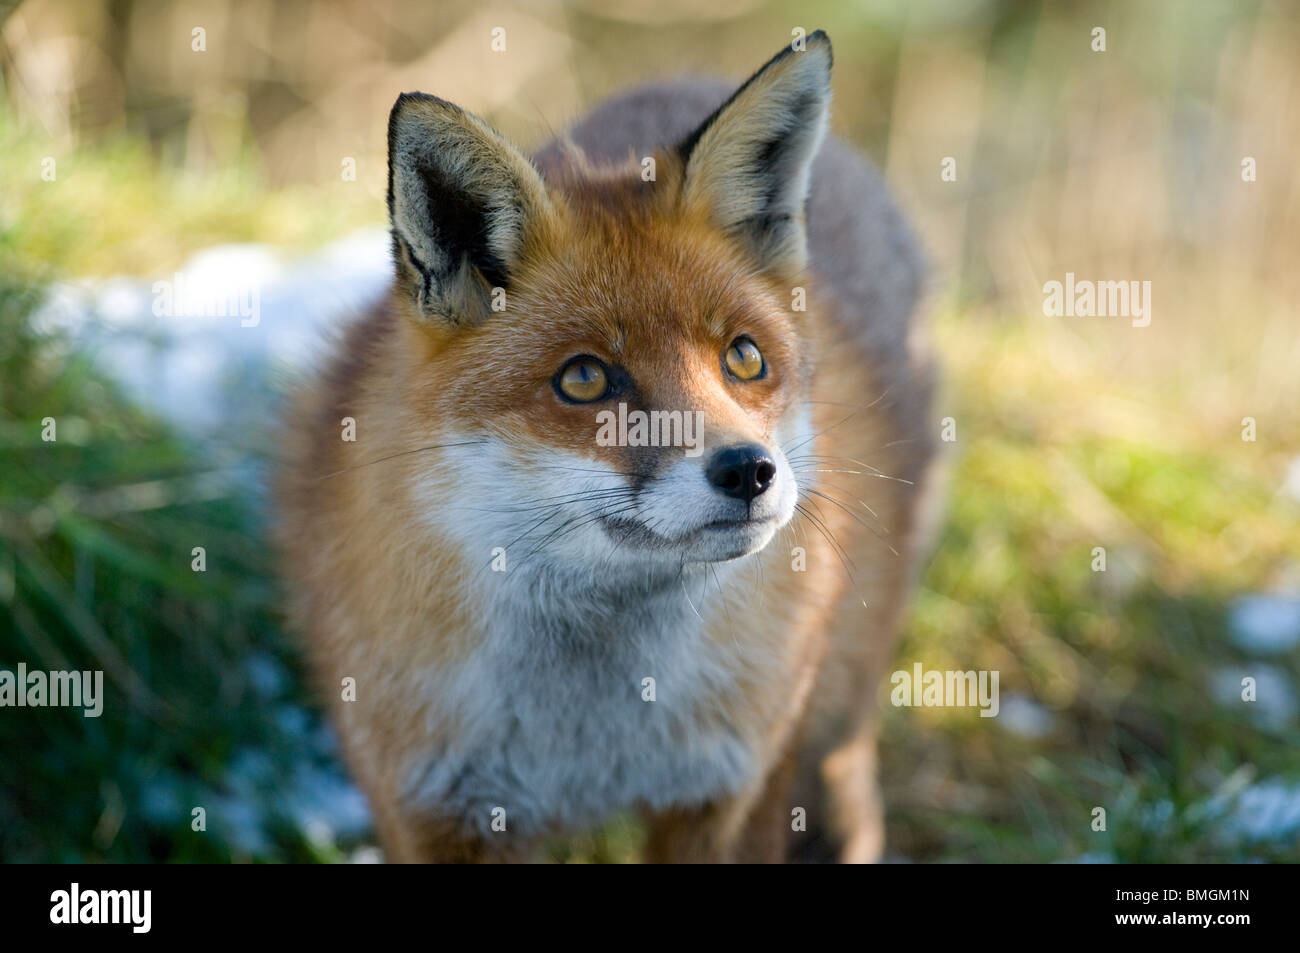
{"left": 555, "top": 358, "right": 610, "bottom": 403}
{"left": 723, "top": 337, "right": 766, "bottom": 381}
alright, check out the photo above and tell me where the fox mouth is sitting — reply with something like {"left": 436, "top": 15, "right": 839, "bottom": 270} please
{"left": 699, "top": 518, "right": 752, "bottom": 531}
{"left": 599, "top": 513, "right": 778, "bottom": 559}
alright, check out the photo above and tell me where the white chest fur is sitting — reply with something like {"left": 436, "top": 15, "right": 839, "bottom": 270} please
{"left": 400, "top": 565, "right": 766, "bottom": 838}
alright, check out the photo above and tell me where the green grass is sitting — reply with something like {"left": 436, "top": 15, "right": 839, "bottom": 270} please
{"left": 0, "top": 260, "right": 358, "bottom": 862}
{"left": 880, "top": 309, "right": 1300, "bottom": 862}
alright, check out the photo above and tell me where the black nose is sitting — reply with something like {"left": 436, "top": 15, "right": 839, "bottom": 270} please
{"left": 706, "top": 445, "right": 777, "bottom": 503}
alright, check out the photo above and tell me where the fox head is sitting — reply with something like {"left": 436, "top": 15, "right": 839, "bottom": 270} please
{"left": 383, "top": 34, "right": 832, "bottom": 573}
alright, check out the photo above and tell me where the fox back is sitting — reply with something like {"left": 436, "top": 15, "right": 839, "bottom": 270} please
{"left": 276, "top": 32, "right": 937, "bottom": 863}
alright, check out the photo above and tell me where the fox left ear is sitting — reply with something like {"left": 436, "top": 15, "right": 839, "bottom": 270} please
{"left": 387, "top": 92, "right": 552, "bottom": 325}
{"left": 677, "top": 32, "right": 832, "bottom": 277}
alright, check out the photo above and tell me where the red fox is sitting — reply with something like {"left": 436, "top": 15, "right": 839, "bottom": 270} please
{"left": 277, "top": 31, "right": 938, "bottom": 863}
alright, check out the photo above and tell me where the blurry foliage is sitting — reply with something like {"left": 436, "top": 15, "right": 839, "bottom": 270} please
{"left": 884, "top": 308, "right": 1300, "bottom": 862}
{"left": 0, "top": 107, "right": 378, "bottom": 276}
{"left": 0, "top": 263, "right": 348, "bottom": 861}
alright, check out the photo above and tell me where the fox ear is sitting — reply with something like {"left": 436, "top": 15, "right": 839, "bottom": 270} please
{"left": 387, "top": 92, "right": 551, "bottom": 324}
{"left": 677, "top": 32, "right": 832, "bottom": 277}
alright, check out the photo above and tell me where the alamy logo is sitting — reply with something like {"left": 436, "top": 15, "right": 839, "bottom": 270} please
{"left": 152, "top": 271, "right": 261, "bottom": 326}
{"left": 0, "top": 663, "right": 104, "bottom": 717}
{"left": 1042, "top": 272, "right": 1151, "bottom": 327}
{"left": 890, "top": 663, "right": 1000, "bottom": 717}
{"left": 595, "top": 402, "right": 705, "bottom": 457}
{"left": 50, "top": 883, "right": 151, "bottom": 933}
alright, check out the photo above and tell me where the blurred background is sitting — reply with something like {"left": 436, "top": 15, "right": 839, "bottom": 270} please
{"left": 1, "top": 0, "right": 1297, "bottom": 862}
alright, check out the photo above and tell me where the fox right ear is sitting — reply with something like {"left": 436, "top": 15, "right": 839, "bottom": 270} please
{"left": 676, "top": 32, "right": 832, "bottom": 279}
{"left": 386, "top": 92, "right": 552, "bottom": 325}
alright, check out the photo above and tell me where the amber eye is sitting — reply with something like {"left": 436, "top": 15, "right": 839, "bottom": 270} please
{"left": 724, "top": 337, "right": 765, "bottom": 381}
{"left": 556, "top": 358, "right": 609, "bottom": 402}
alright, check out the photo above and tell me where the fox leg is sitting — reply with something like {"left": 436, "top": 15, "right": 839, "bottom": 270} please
{"left": 354, "top": 773, "right": 534, "bottom": 863}
{"left": 370, "top": 799, "right": 534, "bottom": 863}
{"left": 641, "top": 802, "right": 738, "bottom": 863}
{"left": 642, "top": 750, "right": 798, "bottom": 863}
{"left": 819, "top": 721, "right": 886, "bottom": 863}
{"left": 729, "top": 748, "right": 800, "bottom": 863}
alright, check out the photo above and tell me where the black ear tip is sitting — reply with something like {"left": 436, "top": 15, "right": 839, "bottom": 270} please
{"left": 391, "top": 90, "right": 426, "bottom": 112}
{"left": 389, "top": 91, "right": 462, "bottom": 122}
{"left": 806, "top": 30, "right": 833, "bottom": 65}
{"left": 387, "top": 92, "right": 469, "bottom": 155}
{"left": 388, "top": 91, "right": 425, "bottom": 134}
